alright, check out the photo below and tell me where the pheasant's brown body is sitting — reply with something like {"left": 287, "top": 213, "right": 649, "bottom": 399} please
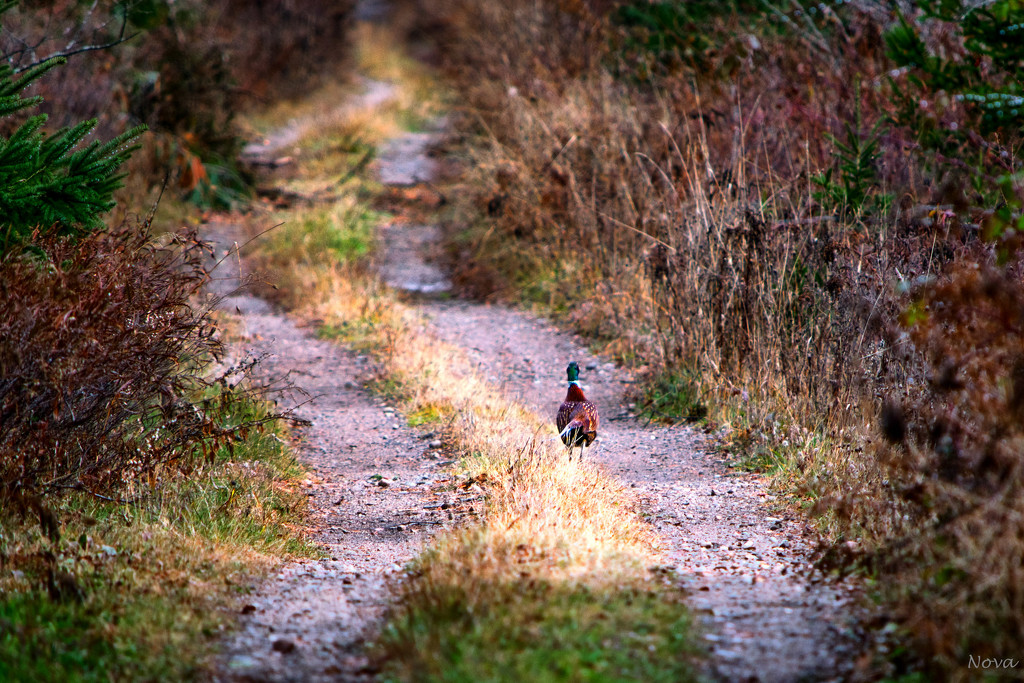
{"left": 557, "top": 367, "right": 599, "bottom": 458}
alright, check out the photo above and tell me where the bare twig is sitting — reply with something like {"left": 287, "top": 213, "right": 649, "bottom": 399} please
{"left": 9, "top": 8, "right": 137, "bottom": 73}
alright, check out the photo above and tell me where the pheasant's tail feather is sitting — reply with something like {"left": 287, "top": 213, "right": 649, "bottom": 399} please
{"left": 558, "top": 421, "right": 578, "bottom": 440}
{"left": 560, "top": 416, "right": 596, "bottom": 443}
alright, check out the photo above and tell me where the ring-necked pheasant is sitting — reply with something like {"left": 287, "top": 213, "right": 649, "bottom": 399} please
{"left": 556, "top": 361, "right": 599, "bottom": 460}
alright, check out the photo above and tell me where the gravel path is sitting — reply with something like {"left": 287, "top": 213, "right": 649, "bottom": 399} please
{"left": 239, "top": 79, "right": 396, "bottom": 166}
{"left": 376, "top": 126, "right": 452, "bottom": 296}
{"left": 208, "top": 42, "right": 870, "bottom": 682}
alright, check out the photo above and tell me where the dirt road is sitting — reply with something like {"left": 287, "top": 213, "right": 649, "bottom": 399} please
{"left": 210, "top": 39, "right": 868, "bottom": 683}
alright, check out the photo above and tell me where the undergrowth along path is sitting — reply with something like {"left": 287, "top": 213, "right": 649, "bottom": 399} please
{"left": 210, "top": 33, "right": 869, "bottom": 682}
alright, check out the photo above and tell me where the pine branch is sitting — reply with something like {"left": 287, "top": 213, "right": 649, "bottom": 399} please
{"left": 0, "top": 46, "right": 146, "bottom": 251}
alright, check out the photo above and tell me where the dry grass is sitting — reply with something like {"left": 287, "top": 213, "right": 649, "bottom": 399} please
{"left": 242, "top": 22, "right": 445, "bottom": 150}
{"left": 282, "top": 261, "right": 659, "bottom": 584}
{"left": 442, "top": 68, "right": 878, "bottom": 459}
{"left": 265, "top": 210, "right": 698, "bottom": 680}
{"left": 354, "top": 22, "right": 448, "bottom": 131}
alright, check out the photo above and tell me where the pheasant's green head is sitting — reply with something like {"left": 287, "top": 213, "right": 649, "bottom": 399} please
{"left": 566, "top": 361, "right": 580, "bottom": 383}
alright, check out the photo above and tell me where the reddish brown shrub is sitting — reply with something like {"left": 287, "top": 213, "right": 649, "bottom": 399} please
{"left": 129, "top": 0, "right": 356, "bottom": 156}
{"left": 223, "top": 0, "right": 357, "bottom": 101}
{"left": 0, "top": 225, "right": 251, "bottom": 500}
{"left": 1, "top": 1, "right": 356, "bottom": 199}
{"left": 858, "top": 250, "right": 1024, "bottom": 672}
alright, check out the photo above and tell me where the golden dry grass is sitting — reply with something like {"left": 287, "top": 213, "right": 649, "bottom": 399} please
{"left": 260, "top": 199, "right": 695, "bottom": 679}
{"left": 296, "top": 268, "right": 660, "bottom": 585}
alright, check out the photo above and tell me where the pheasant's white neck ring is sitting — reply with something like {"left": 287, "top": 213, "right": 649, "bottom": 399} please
{"left": 568, "top": 380, "right": 581, "bottom": 386}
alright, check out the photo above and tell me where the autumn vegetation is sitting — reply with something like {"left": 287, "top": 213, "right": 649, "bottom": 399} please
{"left": 228, "top": 25, "right": 701, "bottom": 679}
{"left": 398, "top": 0, "right": 1024, "bottom": 677}
{"left": 0, "top": 1, "right": 354, "bottom": 678}
{"left": 4, "top": 0, "right": 1023, "bottom": 679}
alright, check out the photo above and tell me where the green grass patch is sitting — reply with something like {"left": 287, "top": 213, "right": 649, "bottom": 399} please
{"left": 267, "top": 202, "right": 381, "bottom": 266}
{"left": 0, "top": 589, "right": 209, "bottom": 683}
{"left": 149, "top": 388, "right": 319, "bottom": 557}
{"left": 407, "top": 403, "right": 451, "bottom": 427}
{"left": 376, "top": 580, "right": 699, "bottom": 683}
{"left": 731, "top": 440, "right": 792, "bottom": 473}
{"left": 0, "top": 393, "right": 315, "bottom": 681}
{"left": 638, "top": 369, "right": 707, "bottom": 424}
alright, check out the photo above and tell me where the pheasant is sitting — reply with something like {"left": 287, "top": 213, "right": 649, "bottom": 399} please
{"left": 556, "top": 361, "right": 599, "bottom": 459}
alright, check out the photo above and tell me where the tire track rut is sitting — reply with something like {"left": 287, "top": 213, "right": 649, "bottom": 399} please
{"left": 209, "top": 282, "right": 443, "bottom": 682}
{"left": 207, "top": 88, "right": 450, "bottom": 680}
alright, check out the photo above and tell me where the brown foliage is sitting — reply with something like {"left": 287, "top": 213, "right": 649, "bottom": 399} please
{"left": 892, "top": 259, "right": 1024, "bottom": 500}
{"left": 130, "top": 0, "right": 357, "bottom": 153}
{"left": 1, "top": 1, "right": 356, "bottom": 191}
{"left": 406, "top": 0, "right": 612, "bottom": 100}
{"left": 1, "top": 225, "right": 248, "bottom": 500}
{"left": 123, "top": 0, "right": 356, "bottom": 169}
{"left": 862, "top": 253, "right": 1024, "bottom": 672}
{"left": 223, "top": 0, "right": 357, "bottom": 102}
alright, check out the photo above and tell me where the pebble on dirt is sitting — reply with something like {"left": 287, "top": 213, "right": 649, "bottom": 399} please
{"left": 271, "top": 638, "right": 296, "bottom": 654}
